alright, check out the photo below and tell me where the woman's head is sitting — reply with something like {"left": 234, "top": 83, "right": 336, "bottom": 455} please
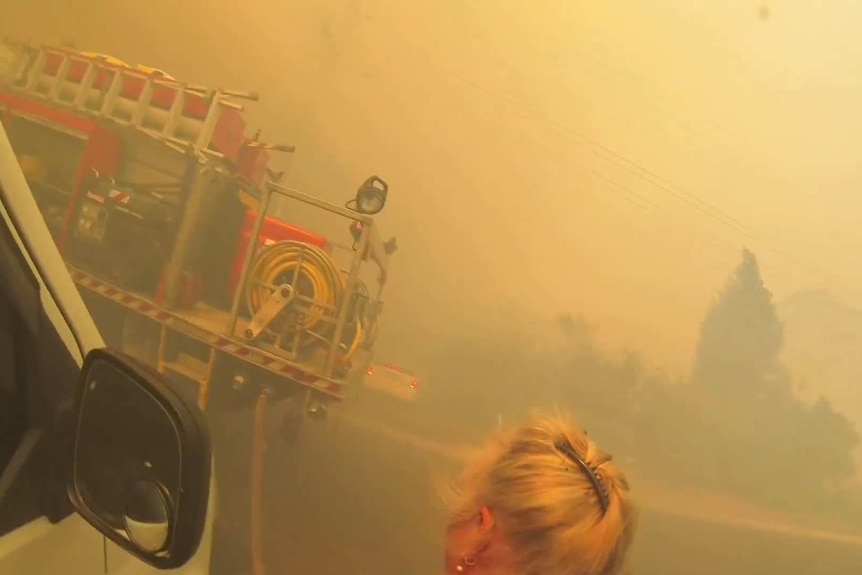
{"left": 443, "top": 413, "right": 636, "bottom": 575}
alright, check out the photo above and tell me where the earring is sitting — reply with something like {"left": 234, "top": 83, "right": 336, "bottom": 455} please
{"left": 456, "top": 555, "right": 477, "bottom": 573}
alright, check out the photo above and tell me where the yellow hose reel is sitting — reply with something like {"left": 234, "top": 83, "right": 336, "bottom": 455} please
{"left": 244, "top": 240, "right": 364, "bottom": 369}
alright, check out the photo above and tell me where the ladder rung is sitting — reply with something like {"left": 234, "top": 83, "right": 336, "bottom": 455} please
{"left": 73, "top": 62, "right": 98, "bottom": 109}
{"left": 194, "top": 91, "right": 221, "bottom": 151}
{"left": 99, "top": 69, "right": 125, "bottom": 117}
{"left": 24, "top": 49, "right": 47, "bottom": 92}
{"left": 8, "top": 42, "right": 255, "bottom": 156}
{"left": 130, "top": 79, "right": 155, "bottom": 125}
{"left": 47, "top": 54, "right": 70, "bottom": 101}
{"left": 162, "top": 87, "right": 185, "bottom": 138}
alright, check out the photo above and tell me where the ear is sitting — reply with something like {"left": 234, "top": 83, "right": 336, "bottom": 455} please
{"left": 478, "top": 506, "right": 495, "bottom": 532}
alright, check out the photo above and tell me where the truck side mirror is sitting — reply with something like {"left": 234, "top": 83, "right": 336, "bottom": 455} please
{"left": 66, "top": 348, "right": 211, "bottom": 569}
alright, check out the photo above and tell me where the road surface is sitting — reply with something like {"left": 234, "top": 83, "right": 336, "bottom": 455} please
{"left": 210, "top": 400, "right": 862, "bottom": 575}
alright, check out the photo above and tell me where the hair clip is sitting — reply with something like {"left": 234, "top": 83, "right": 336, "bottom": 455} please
{"left": 554, "top": 439, "right": 610, "bottom": 514}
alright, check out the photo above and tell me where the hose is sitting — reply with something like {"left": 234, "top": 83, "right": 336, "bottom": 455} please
{"left": 245, "top": 240, "right": 363, "bottom": 367}
{"left": 345, "top": 276, "right": 380, "bottom": 351}
{"left": 342, "top": 318, "right": 363, "bottom": 367}
{"left": 247, "top": 241, "right": 342, "bottom": 333}
{"left": 250, "top": 389, "right": 268, "bottom": 575}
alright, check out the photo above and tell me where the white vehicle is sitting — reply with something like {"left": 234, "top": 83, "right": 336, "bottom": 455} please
{"left": 0, "top": 121, "right": 215, "bottom": 572}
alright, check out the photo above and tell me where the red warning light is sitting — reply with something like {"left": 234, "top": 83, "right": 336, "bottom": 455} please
{"left": 409, "top": 379, "right": 419, "bottom": 390}
{"left": 366, "top": 366, "right": 374, "bottom": 375}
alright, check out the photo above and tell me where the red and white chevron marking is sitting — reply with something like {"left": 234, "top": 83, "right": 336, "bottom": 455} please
{"left": 69, "top": 267, "right": 343, "bottom": 397}
{"left": 107, "top": 189, "right": 131, "bottom": 204}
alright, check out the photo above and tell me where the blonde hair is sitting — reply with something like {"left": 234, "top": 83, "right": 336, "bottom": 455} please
{"left": 445, "top": 412, "right": 637, "bottom": 575}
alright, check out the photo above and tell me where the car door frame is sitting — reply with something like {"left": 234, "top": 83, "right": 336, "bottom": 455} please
{"left": 0, "top": 109, "right": 214, "bottom": 575}
{"left": 0, "top": 172, "right": 108, "bottom": 575}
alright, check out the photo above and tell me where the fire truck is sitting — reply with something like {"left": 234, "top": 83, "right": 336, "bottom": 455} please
{"left": 0, "top": 40, "right": 394, "bottom": 424}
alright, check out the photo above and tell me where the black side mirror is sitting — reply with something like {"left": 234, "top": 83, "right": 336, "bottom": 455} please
{"left": 66, "top": 348, "right": 211, "bottom": 569}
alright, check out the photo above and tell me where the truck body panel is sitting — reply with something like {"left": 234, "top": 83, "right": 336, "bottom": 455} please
{"left": 0, "top": 41, "right": 392, "bottom": 416}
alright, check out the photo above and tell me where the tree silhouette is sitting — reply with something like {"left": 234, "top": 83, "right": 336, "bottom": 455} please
{"left": 806, "top": 396, "right": 860, "bottom": 487}
{"left": 688, "top": 248, "right": 859, "bottom": 508}
{"left": 395, "top": 257, "right": 861, "bottom": 522}
{"left": 693, "top": 248, "right": 784, "bottom": 397}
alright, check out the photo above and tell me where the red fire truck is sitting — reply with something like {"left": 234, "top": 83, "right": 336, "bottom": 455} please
{"left": 0, "top": 40, "right": 394, "bottom": 422}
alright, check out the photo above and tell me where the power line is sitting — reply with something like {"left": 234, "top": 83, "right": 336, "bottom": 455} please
{"left": 391, "top": 34, "right": 753, "bottom": 233}
{"left": 357, "top": 51, "right": 756, "bottom": 274}
{"left": 365, "top": 23, "right": 848, "bottom": 290}
{"left": 359, "top": 52, "right": 815, "bottom": 302}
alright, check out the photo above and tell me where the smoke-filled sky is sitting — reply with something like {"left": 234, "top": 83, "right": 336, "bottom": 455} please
{"left": 4, "top": 0, "right": 860, "bottom": 375}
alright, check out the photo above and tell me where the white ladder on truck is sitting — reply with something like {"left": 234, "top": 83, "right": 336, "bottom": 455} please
{"left": 10, "top": 44, "right": 259, "bottom": 157}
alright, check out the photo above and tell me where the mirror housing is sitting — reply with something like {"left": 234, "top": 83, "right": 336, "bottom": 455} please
{"left": 66, "top": 348, "right": 212, "bottom": 569}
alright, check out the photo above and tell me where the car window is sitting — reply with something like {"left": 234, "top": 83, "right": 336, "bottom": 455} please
{"left": 0, "top": 201, "right": 30, "bottom": 478}
{"left": 0, "top": 190, "right": 76, "bottom": 536}
{"left": 0, "top": 199, "right": 38, "bottom": 536}
{"left": 0, "top": 280, "right": 25, "bottom": 474}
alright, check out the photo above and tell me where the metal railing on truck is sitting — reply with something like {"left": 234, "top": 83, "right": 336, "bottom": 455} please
{"left": 227, "top": 176, "right": 390, "bottom": 380}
